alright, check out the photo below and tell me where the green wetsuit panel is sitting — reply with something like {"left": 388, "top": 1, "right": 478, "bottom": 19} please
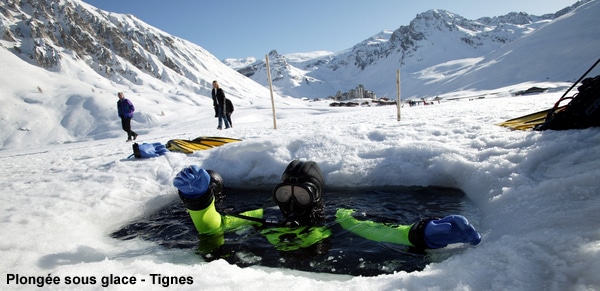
{"left": 261, "top": 226, "right": 332, "bottom": 251}
{"left": 335, "top": 208, "right": 414, "bottom": 246}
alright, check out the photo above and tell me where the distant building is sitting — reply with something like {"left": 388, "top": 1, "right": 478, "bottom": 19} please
{"left": 329, "top": 84, "right": 377, "bottom": 101}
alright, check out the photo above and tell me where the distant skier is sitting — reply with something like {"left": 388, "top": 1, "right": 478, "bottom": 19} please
{"left": 173, "top": 160, "right": 482, "bottom": 253}
{"left": 117, "top": 92, "right": 138, "bottom": 142}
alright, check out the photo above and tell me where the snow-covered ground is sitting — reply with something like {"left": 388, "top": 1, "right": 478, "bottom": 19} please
{"left": 2, "top": 81, "right": 600, "bottom": 290}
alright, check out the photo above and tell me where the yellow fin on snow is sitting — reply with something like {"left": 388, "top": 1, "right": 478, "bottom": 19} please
{"left": 497, "top": 106, "right": 566, "bottom": 131}
{"left": 166, "top": 136, "right": 241, "bottom": 154}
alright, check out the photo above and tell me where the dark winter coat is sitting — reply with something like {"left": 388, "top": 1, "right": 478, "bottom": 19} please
{"left": 212, "top": 88, "right": 226, "bottom": 108}
{"left": 225, "top": 99, "right": 234, "bottom": 114}
{"left": 117, "top": 98, "right": 135, "bottom": 119}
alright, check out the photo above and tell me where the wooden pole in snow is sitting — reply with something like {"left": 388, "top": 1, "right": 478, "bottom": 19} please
{"left": 265, "top": 54, "right": 277, "bottom": 129}
{"left": 396, "top": 69, "right": 401, "bottom": 121}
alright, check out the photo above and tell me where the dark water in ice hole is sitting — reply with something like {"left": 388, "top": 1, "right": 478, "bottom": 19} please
{"left": 111, "top": 186, "right": 480, "bottom": 277}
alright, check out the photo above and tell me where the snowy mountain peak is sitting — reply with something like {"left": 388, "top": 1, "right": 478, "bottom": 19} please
{"left": 223, "top": 56, "right": 257, "bottom": 70}
{"left": 1, "top": 0, "right": 277, "bottom": 102}
{"left": 2, "top": 0, "right": 213, "bottom": 84}
{"left": 233, "top": 0, "right": 598, "bottom": 99}
{"left": 412, "top": 9, "right": 464, "bottom": 26}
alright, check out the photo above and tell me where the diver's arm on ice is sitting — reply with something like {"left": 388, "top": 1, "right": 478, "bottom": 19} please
{"left": 335, "top": 208, "right": 414, "bottom": 246}
{"left": 335, "top": 208, "right": 481, "bottom": 249}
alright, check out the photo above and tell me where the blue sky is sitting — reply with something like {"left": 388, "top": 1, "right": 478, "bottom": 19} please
{"left": 82, "top": 0, "right": 577, "bottom": 60}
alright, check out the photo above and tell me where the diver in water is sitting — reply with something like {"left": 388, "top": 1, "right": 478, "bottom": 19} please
{"left": 173, "top": 160, "right": 481, "bottom": 253}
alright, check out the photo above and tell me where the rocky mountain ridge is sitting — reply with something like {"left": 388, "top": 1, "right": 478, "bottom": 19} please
{"left": 234, "top": 3, "right": 590, "bottom": 99}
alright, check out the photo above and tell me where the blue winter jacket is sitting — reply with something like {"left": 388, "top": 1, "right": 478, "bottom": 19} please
{"left": 117, "top": 99, "right": 135, "bottom": 119}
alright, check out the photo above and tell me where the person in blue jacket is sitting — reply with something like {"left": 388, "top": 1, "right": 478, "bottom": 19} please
{"left": 173, "top": 160, "right": 482, "bottom": 254}
{"left": 117, "top": 92, "right": 138, "bottom": 142}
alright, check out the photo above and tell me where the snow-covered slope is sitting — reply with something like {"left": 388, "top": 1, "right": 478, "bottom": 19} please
{"left": 426, "top": 1, "right": 600, "bottom": 94}
{"left": 0, "top": 0, "right": 284, "bottom": 149}
{"left": 236, "top": 1, "right": 599, "bottom": 99}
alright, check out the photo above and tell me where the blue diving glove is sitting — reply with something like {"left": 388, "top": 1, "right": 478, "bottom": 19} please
{"left": 423, "top": 215, "right": 481, "bottom": 249}
{"left": 136, "top": 142, "right": 168, "bottom": 158}
{"left": 153, "top": 143, "right": 168, "bottom": 155}
{"left": 173, "top": 165, "right": 211, "bottom": 197}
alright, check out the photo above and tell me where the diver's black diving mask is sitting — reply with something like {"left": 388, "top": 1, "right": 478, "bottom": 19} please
{"left": 272, "top": 181, "right": 319, "bottom": 209}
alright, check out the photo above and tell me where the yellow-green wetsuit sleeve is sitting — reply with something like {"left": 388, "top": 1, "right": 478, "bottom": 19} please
{"left": 335, "top": 208, "right": 414, "bottom": 246}
{"left": 187, "top": 197, "right": 264, "bottom": 235}
{"left": 187, "top": 197, "right": 223, "bottom": 235}
{"left": 190, "top": 200, "right": 264, "bottom": 254}
{"left": 222, "top": 208, "right": 264, "bottom": 232}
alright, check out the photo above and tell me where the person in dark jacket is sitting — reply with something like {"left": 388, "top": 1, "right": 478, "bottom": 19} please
{"left": 225, "top": 98, "right": 234, "bottom": 127}
{"left": 117, "top": 92, "right": 138, "bottom": 142}
{"left": 211, "top": 81, "right": 231, "bottom": 130}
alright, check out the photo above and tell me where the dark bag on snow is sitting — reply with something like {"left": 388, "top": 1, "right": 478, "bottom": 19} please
{"left": 535, "top": 74, "right": 600, "bottom": 131}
